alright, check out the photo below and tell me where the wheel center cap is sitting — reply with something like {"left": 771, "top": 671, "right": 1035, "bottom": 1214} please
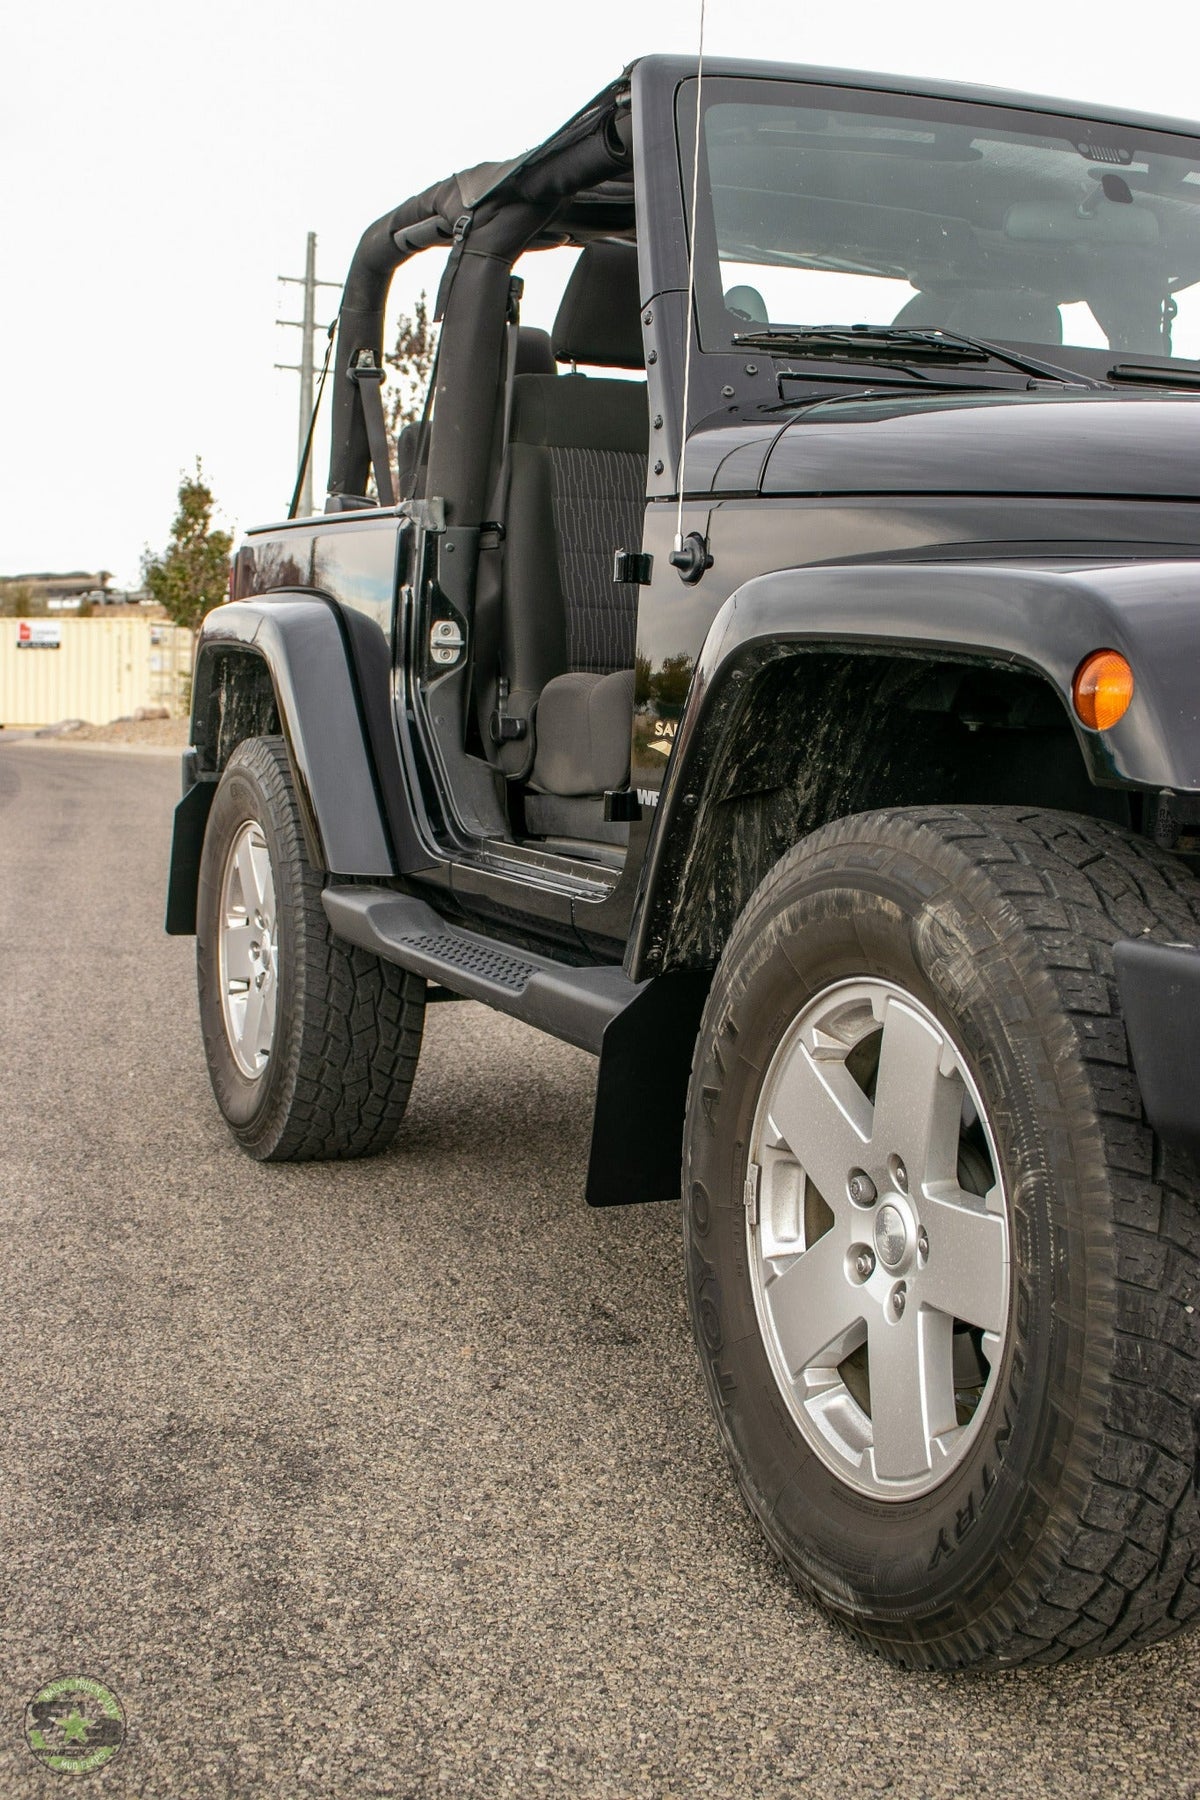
{"left": 874, "top": 1202, "right": 909, "bottom": 1269}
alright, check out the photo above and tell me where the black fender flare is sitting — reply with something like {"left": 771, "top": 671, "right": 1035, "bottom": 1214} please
{"left": 165, "top": 597, "right": 394, "bottom": 934}
{"left": 628, "top": 557, "right": 1200, "bottom": 975}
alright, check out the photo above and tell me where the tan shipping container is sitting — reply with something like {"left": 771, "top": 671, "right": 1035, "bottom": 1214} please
{"left": 0, "top": 616, "right": 193, "bottom": 728}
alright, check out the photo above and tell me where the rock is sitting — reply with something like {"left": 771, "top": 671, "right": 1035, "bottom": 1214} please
{"left": 34, "top": 719, "right": 86, "bottom": 738}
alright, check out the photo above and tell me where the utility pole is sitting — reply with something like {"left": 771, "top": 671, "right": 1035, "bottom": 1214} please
{"left": 276, "top": 233, "right": 341, "bottom": 516}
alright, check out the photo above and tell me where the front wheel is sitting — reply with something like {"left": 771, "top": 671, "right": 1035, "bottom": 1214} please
{"left": 196, "top": 736, "right": 425, "bottom": 1160}
{"left": 684, "top": 806, "right": 1200, "bottom": 1669}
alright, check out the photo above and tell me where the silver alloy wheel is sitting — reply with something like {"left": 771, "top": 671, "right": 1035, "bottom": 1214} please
{"left": 217, "top": 820, "right": 279, "bottom": 1079}
{"left": 747, "top": 977, "right": 1010, "bottom": 1501}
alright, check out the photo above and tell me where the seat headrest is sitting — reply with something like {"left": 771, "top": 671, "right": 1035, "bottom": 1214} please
{"left": 551, "top": 242, "right": 643, "bottom": 370}
{"left": 516, "top": 327, "right": 555, "bottom": 376}
{"left": 944, "top": 290, "right": 1063, "bottom": 345}
{"left": 893, "top": 289, "right": 1063, "bottom": 345}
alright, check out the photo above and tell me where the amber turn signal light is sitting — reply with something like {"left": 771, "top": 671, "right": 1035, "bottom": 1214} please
{"left": 1073, "top": 650, "right": 1134, "bottom": 731}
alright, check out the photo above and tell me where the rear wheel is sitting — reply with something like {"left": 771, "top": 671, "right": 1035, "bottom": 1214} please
{"left": 683, "top": 806, "right": 1200, "bottom": 1669}
{"left": 196, "top": 736, "right": 425, "bottom": 1160}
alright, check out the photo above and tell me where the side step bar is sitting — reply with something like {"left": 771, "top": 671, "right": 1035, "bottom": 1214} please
{"left": 322, "top": 883, "right": 711, "bottom": 1206}
{"left": 322, "top": 885, "right": 640, "bottom": 1053}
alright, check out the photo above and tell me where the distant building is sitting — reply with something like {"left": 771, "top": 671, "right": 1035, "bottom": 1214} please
{"left": 1, "top": 572, "right": 159, "bottom": 612}
{"left": 7, "top": 570, "right": 113, "bottom": 603}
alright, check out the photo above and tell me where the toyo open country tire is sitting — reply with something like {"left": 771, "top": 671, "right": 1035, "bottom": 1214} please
{"left": 683, "top": 806, "right": 1200, "bottom": 1670}
{"left": 196, "top": 736, "right": 425, "bottom": 1160}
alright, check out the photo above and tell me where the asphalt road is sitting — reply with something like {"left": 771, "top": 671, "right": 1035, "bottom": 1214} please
{"left": 1, "top": 743, "right": 1197, "bottom": 1799}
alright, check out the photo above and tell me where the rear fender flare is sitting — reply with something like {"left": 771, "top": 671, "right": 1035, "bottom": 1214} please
{"left": 166, "top": 597, "right": 394, "bottom": 934}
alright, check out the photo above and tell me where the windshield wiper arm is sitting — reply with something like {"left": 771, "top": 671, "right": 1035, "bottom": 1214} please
{"left": 1109, "top": 361, "right": 1200, "bottom": 391}
{"left": 734, "top": 325, "right": 981, "bottom": 364}
{"left": 733, "top": 325, "right": 1099, "bottom": 387}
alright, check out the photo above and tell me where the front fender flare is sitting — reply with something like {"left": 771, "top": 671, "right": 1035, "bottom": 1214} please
{"left": 629, "top": 557, "right": 1200, "bottom": 976}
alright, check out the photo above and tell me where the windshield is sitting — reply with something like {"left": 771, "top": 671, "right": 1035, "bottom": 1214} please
{"left": 686, "top": 79, "right": 1200, "bottom": 367}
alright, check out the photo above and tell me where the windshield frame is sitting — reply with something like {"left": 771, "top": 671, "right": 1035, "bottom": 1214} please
{"left": 677, "top": 75, "right": 1200, "bottom": 382}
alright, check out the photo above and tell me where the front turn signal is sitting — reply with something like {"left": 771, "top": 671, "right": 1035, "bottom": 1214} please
{"left": 1073, "top": 650, "right": 1135, "bottom": 731}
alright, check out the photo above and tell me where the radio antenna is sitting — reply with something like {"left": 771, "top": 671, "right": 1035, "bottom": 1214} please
{"left": 674, "top": 0, "right": 708, "bottom": 559}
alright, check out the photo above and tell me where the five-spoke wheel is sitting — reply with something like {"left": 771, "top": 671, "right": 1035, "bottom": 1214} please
{"left": 196, "top": 736, "right": 425, "bottom": 1160}
{"left": 748, "top": 978, "right": 1008, "bottom": 1499}
{"left": 684, "top": 806, "right": 1200, "bottom": 1669}
{"left": 217, "top": 820, "right": 279, "bottom": 1078}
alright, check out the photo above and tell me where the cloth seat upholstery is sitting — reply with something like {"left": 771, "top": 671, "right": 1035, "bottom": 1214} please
{"left": 492, "top": 242, "right": 648, "bottom": 810}
{"left": 398, "top": 327, "right": 555, "bottom": 500}
{"left": 529, "top": 668, "right": 636, "bottom": 798}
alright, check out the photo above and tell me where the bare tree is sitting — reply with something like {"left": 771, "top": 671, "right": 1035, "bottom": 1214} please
{"left": 384, "top": 292, "right": 438, "bottom": 497}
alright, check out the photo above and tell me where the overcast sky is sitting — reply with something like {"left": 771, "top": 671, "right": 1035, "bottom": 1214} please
{"left": 4, "top": 0, "right": 1199, "bottom": 585}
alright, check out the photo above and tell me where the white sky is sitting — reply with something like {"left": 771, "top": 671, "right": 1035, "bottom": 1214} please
{"left": 3, "top": 0, "right": 1199, "bottom": 585}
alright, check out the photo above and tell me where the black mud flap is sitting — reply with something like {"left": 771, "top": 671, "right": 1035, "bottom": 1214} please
{"left": 1113, "top": 937, "right": 1200, "bottom": 1158}
{"left": 587, "top": 969, "right": 711, "bottom": 1208}
{"left": 165, "top": 775, "right": 217, "bottom": 935}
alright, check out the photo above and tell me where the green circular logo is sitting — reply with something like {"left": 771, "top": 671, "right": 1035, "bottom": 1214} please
{"left": 24, "top": 1676, "right": 124, "bottom": 1775}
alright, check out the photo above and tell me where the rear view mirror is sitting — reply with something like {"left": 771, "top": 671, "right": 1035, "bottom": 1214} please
{"left": 1004, "top": 201, "right": 1161, "bottom": 247}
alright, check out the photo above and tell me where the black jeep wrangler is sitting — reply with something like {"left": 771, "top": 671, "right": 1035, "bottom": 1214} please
{"left": 167, "top": 56, "right": 1200, "bottom": 1670}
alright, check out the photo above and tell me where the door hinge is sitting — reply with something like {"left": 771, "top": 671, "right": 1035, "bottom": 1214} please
{"left": 613, "top": 549, "right": 654, "bottom": 587}
{"left": 603, "top": 789, "right": 643, "bottom": 822}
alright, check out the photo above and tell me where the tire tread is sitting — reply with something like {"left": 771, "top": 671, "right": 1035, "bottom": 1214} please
{"left": 205, "top": 737, "right": 424, "bottom": 1161}
{"left": 696, "top": 803, "right": 1200, "bottom": 1668}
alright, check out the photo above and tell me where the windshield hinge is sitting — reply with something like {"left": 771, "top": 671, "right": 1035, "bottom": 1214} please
{"left": 613, "top": 549, "right": 653, "bottom": 586}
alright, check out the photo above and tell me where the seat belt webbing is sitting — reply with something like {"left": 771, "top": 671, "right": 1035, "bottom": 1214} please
{"left": 474, "top": 298, "right": 523, "bottom": 757}
{"left": 350, "top": 350, "right": 397, "bottom": 508}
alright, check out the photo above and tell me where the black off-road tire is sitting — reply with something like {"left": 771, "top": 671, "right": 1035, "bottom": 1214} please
{"left": 196, "top": 736, "right": 425, "bottom": 1160}
{"left": 683, "top": 805, "right": 1200, "bottom": 1670}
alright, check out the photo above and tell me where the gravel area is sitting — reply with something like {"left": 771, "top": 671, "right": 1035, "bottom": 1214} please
{"left": 2, "top": 716, "right": 190, "bottom": 750}
{"left": 0, "top": 744, "right": 1197, "bottom": 1798}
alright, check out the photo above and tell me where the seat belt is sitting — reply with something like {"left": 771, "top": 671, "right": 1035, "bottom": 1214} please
{"left": 349, "top": 349, "right": 397, "bottom": 508}
{"left": 475, "top": 278, "right": 526, "bottom": 755}
{"left": 484, "top": 277, "right": 523, "bottom": 530}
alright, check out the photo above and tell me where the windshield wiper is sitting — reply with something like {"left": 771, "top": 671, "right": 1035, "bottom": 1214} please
{"left": 733, "top": 325, "right": 1099, "bottom": 388}
{"left": 1109, "top": 361, "right": 1200, "bottom": 392}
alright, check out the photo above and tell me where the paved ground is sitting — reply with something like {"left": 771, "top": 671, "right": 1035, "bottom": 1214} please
{"left": 0, "top": 743, "right": 1197, "bottom": 1799}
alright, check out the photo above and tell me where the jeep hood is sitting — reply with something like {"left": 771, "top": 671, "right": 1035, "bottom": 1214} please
{"left": 751, "top": 390, "right": 1200, "bottom": 501}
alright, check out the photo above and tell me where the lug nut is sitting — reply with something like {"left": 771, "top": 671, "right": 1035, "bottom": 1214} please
{"left": 891, "top": 1156, "right": 908, "bottom": 1192}
{"left": 917, "top": 1227, "right": 929, "bottom": 1261}
{"left": 854, "top": 1249, "right": 876, "bottom": 1280}
{"left": 848, "top": 1171, "right": 877, "bottom": 1207}
{"left": 891, "top": 1284, "right": 907, "bottom": 1318}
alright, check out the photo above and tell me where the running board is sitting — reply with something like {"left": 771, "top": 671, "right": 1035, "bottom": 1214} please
{"left": 321, "top": 885, "right": 641, "bottom": 1054}
{"left": 322, "top": 883, "right": 712, "bottom": 1207}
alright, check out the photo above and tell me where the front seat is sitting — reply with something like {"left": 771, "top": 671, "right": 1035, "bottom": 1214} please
{"left": 397, "top": 327, "right": 556, "bottom": 499}
{"left": 490, "top": 243, "right": 648, "bottom": 841}
{"left": 893, "top": 289, "right": 1063, "bottom": 343}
